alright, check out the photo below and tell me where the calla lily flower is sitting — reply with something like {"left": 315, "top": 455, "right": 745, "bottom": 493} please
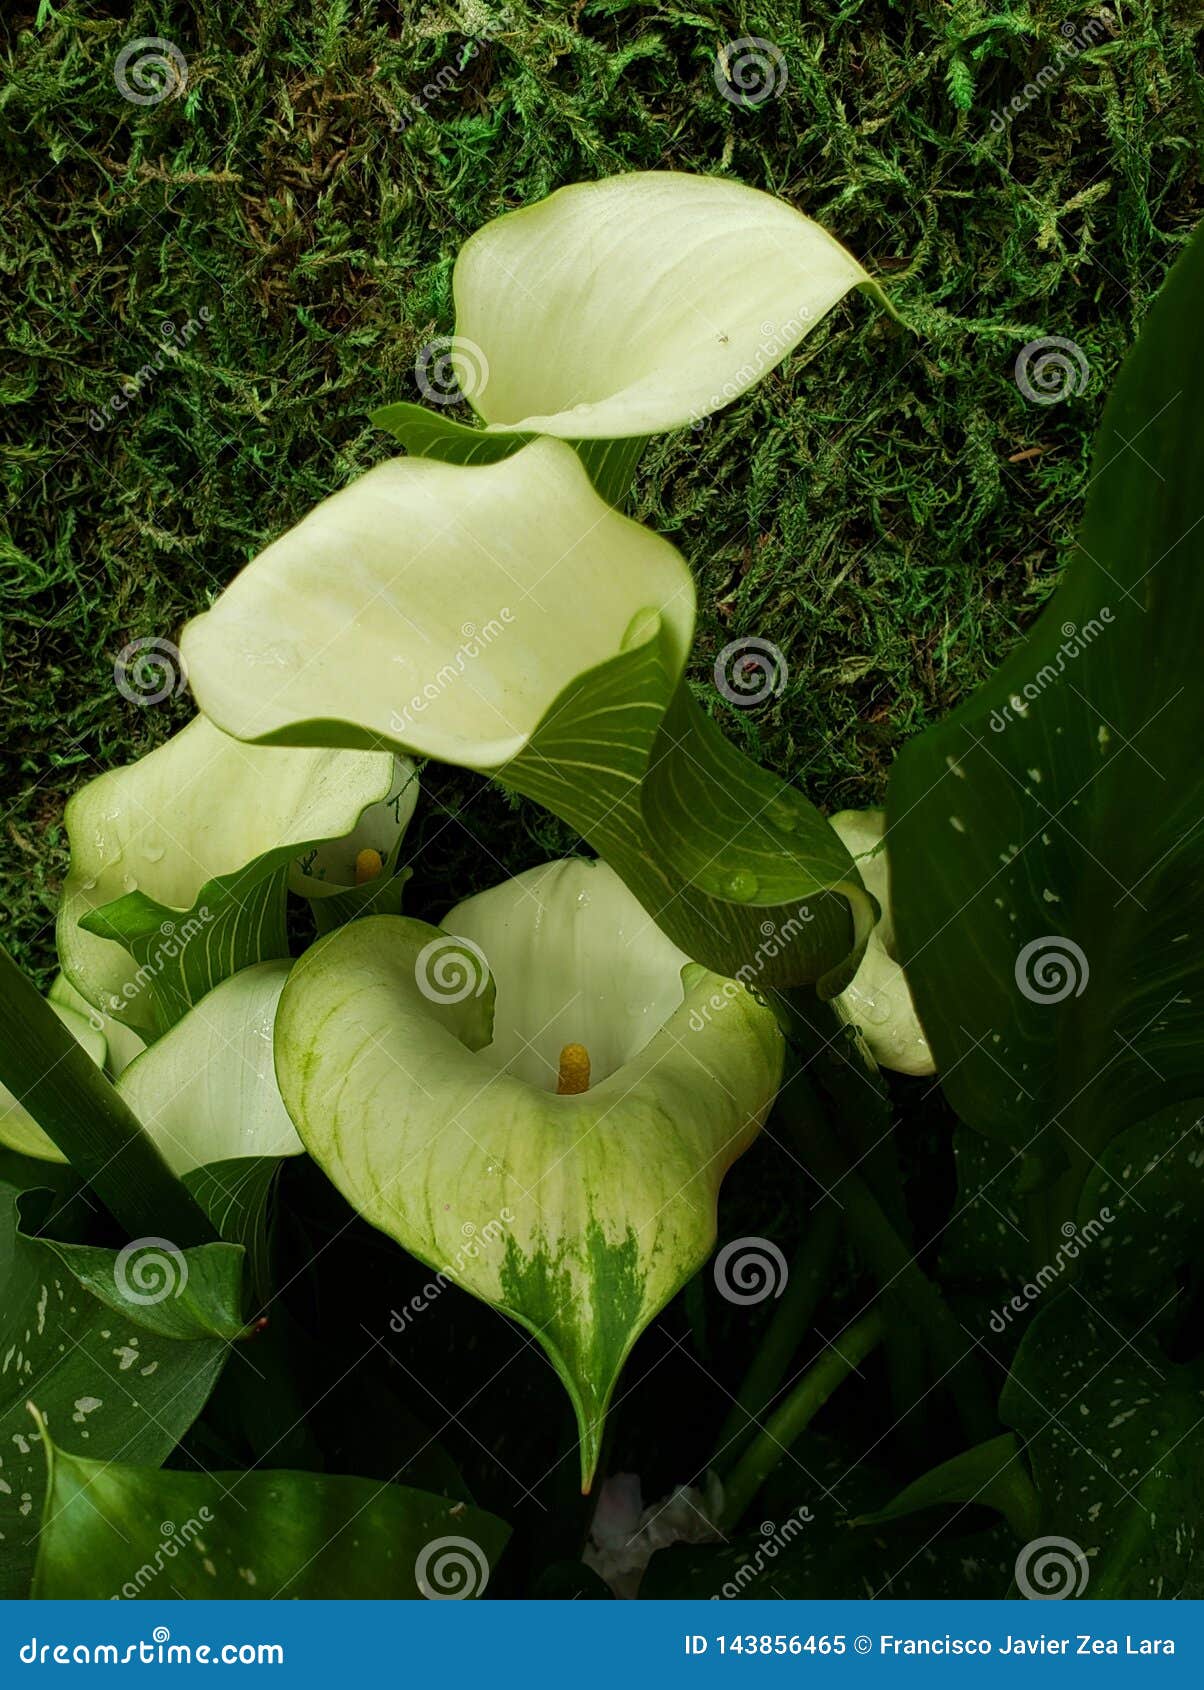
{"left": 117, "top": 961, "right": 302, "bottom": 1175}
{"left": 830, "top": 809, "right": 935, "bottom": 1076}
{"left": 57, "top": 714, "right": 404, "bottom": 1039}
{"left": 181, "top": 438, "right": 873, "bottom": 993}
{"left": 451, "top": 172, "right": 876, "bottom": 439}
{"left": 273, "top": 857, "right": 784, "bottom": 1488}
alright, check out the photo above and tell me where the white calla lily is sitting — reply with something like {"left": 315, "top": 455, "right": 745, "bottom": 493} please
{"left": 290, "top": 754, "right": 419, "bottom": 901}
{"left": 830, "top": 809, "right": 935, "bottom": 1076}
{"left": 274, "top": 858, "right": 784, "bottom": 1487}
{"left": 182, "top": 438, "right": 693, "bottom": 768}
{"left": 58, "top": 715, "right": 399, "bottom": 1037}
{"left": 453, "top": 172, "right": 873, "bottom": 439}
{"left": 47, "top": 973, "right": 145, "bottom": 1079}
{"left": 117, "top": 961, "right": 302, "bottom": 1175}
{"left": 180, "top": 436, "right": 872, "bottom": 992}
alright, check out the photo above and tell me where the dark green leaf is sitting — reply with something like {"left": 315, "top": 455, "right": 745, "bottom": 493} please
{"left": 888, "top": 229, "right": 1204, "bottom": 1222}
{"left": 1000, "top": 1294, "right": 1204, "bottom": 1597}
{"left": 32, "top": 1444, "right": 510, "bottom": 1599}
{"left": 0, "top": 1185, "right": 243, "bottom": 1596}
{"left": 856, "top": 1433, "right": 1039, "bottom": 1539}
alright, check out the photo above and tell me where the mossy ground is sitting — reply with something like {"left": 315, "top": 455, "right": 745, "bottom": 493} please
{"left": 2, "top": 0, "right": 1200, "bottom": 978}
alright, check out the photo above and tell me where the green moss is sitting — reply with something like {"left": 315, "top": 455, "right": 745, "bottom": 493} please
{"left": 1, "top": 0, "right": 1200, "bottom": 979}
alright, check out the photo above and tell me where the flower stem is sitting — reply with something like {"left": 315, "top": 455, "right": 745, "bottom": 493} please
{"left": 715, "top": 1200, "right": 842, "bottom": 1465}
{"left": 720, "top": 1308, "right": 885, "bottom": 1530}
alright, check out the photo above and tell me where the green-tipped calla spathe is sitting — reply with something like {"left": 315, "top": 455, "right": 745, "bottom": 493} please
{"left": 273, "top": 858, "right": 784, "bottom": 1488}
{"left": 57, "top": 714, "right": 397, "bottom": 1040}
{"left": 0, "top": 994, "right": 106, "bottom": 1163}
{"left": 830, "top": 809, "right": 935, "bottom": 1077}
{"left": 117, "top": 961, "right": 302, "bottom": 1175}
{"left": 181, "top": 438, "right": 874, "bottom": 994}
{"left": 452, "top": 171, "right": 874, "bottom": 439}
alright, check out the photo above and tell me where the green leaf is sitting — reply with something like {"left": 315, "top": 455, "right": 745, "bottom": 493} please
{"left": 183, "top": 1157, "right": 282, "bottom": 1305}
{"left": 1076, "top": 1099, "right": 1204, "bottom": 1312}
{"left": 59, "top": 715, "right": 398, "bottom": 1040}
{"left": 0, "top": 948, "right": 218, "bottom": 1245}
{"left": 371, "top": 405, "right": 647, "bottom": 508}
{"left": 32, "top": 1443, "right": 509, "bottom": 1599}
{"left": 1000, "top": 1294, "right": 1204, "bottom": 1598}
{"left": 888, "top": 225, "right": 1204, "bottom": 1210}
{"left": 182, "top": 437, "right": 870, "bottom": 991}
{"left": 856, "top": 1433, "right": 1039, "bottom": 1539}
{"left": 273, "top": 859, "right": 784, "bottom": 1488}
{"left": 0, "top": 1185, "right": 243, "bottom": 1596}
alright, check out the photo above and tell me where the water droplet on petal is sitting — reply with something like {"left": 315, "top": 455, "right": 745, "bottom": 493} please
{"left": 724, "top": 869, "right": 758, "bottom": 901}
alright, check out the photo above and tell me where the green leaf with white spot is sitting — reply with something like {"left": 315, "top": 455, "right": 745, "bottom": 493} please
{"left": 1000, "top": 1294, "right": 1204, "bottom": 1598}
{"left": 888, "top": 225, "right": 1204, "bottom": 1223}
{"left": 32, "top": 1443, "right": 509, "bottom": 1599}
{"left": 0, "top": 1185, "right": 244, "bottom": 1597}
